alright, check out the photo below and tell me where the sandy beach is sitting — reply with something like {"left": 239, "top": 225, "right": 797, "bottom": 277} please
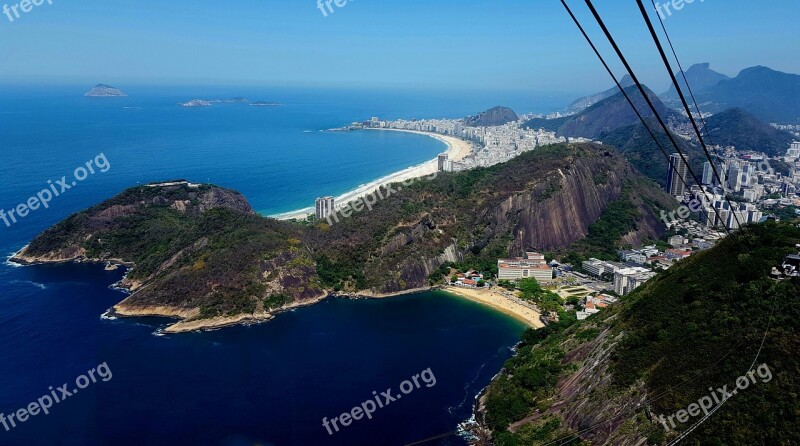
{"left": 443, "top": 286, "right": 545, "bottom": 328}
{"left": 271, "top": 129, "right": 474, "bottom": 220}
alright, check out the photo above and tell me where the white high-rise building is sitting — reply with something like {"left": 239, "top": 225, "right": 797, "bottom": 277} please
{"left": 315, "top": 196, "right": 335, "bottom": 220}
{"left": 727, "top": 161, "right": 741, "bottom": 192}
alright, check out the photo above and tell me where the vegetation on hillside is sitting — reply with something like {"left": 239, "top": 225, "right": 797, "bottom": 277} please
{"left": 482, "top": 222, "right": 800, "bottom": 445}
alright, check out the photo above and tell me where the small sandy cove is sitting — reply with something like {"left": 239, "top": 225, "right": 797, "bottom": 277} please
{"left": 272, "top": 129, "right": 473, "bottom": 221}
{"left": 443, "top": 286, "right": 545, "bottom": 328}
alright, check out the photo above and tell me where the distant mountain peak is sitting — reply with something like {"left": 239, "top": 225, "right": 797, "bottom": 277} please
{"left": 566, "top": 75, "right": 636, "bottom": 114}
{"left": 661, "top": 62, "right": 729, "bottom": 99}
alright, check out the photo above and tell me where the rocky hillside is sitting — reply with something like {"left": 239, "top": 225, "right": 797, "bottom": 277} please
{"left": 14, "top": 181, "right": 325, "bottom": 332}
{"left": 557, "top": 86, "right": 684, "bottom": 140}
{"left": 482, "top": 221, "right": 800, "bottom": 445}
{"left": 705, "top": 107, "right": 796, "bottom": 156}
{"left": 465, "top": 106, "right": 520, "bottom": 127}
{"left": 15, "top": 145, "right": 675, "bottom": 330}
{"left": 566, "top": 74, "right": 635, "bottom": 114}
{"left": 309, "top": 143, "right": 674, "bottom": 294}
{"left": 696, "top": 66, "right": 800, "bottom": 123}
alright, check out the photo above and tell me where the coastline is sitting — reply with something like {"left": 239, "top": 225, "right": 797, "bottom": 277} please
{"left": 11, "top": 244, "right": 543, "bottom": 332}
{"left": 271, "top": 129, "right": 474, "bottom": 221}
{"left": 442, "top": 286, "right": 545, "bottom": 328}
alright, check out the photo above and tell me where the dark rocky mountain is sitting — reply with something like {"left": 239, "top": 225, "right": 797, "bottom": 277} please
{"left": 660, "top": 63, "right": 730, "bottom": 104}
{"left": 696, "top": 66, "right": 800, "bottom": 123}
{"left": 705, "top": 108, "right": 796, "bottom": 156}
{"left": 600, "top": 117, "right": 704, "bottom": 188}
{"left": 566, "top": 74, "right": 635, "bottom": 114}
{"left": 464, "top": 106, "right": 519, "bottom": 127}
{"left": 14, "top": 144, "right": 675, "bottom": 331}
{"left": 556, "top": 85, "right": 684, "bottom": 140}
{"left": 521, "top": 116, "right": 569, "bottom": 132}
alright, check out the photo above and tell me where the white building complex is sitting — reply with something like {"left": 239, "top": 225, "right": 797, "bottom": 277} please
{"left": 498, "top": 252, "right": 554, "bottom": 282}
{"left": 582, "top": 258, "right": 623, "bottom": 278}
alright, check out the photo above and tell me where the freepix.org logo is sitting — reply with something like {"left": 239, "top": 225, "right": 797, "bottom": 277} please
{"left": 316, "top": 0, "right": 353, "bottom": 18}
{"left": 2, "top": 0, "right": 54, "bottom": 23}
{"left": 654, "top": 0, "right": 705, "bottom": 20}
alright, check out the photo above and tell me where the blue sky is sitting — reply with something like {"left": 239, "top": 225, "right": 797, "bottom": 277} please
{"left": 0, "top": 0, "right": 797, "bottom": 94}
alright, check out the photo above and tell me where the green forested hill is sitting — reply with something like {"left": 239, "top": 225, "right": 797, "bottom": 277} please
{"left": 484, "top": 221, "right": 800, "bottom": 445}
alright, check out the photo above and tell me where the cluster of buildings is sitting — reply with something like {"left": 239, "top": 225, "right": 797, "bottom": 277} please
{"left": 354, "top": 116, "right": 580, "bottom": 171}
{"left": 497, "top": 252, "right": 555, "bottom": 283}
{"left": 576, "top": 293, "right": 618, "bottom": 320}
{"left": 664, "top": 141, "right": 800, "bottom": 231}
{"left": 771, "top": 123, "right": 800, "bottom": 139}
{"left": 450, "top": 271, "right": 486, "bottom": 288}
{"left": 581, "top": 258, "right": 656, "bottom": 296}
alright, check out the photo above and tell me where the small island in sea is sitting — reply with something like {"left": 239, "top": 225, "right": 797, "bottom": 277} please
{"left": 179, "top": 99, "right": 213, "bottom": 107}
{"left": 84, "top": 84, "right": 128, "bottom": 97}
{"left": 179, "top": 97, "right": 278, "bottom": 107}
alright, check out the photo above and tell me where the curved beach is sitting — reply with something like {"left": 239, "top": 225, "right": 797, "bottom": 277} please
{"left": 271, "top": 129, "right": 474, "bottom": 220}
{"left": 443, "top": 286, "right": 545, "bottom": 328}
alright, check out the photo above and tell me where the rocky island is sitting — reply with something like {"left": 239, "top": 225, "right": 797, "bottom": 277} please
{"left": 12, "top": 144, "right": 675, "bottom": 333}
{"left": 85, "top": 84, "right": 128, "bottom": 97}
{"left": 179, "top": 99, "right": 213, "bottom": 107}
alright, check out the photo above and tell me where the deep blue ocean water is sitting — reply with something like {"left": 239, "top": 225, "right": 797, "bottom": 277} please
{"left": 0, "top": 86, "right": 567, "bottom": 445}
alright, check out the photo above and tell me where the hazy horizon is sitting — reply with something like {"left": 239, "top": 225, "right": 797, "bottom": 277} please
{"left": 1, "top": 0, "right": 798, "bottom": 94}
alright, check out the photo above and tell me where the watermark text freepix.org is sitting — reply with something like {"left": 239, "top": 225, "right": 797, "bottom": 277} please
{"left": 657, "top": 363, "right": 772, "bottom": 431}
{"left": 654, "top": 0, "right": 704, "bottom": 20}
{"left": 317, "top": 0, "right": 353, "bottom": 18}
{"left": 1, "top": 362, "right": 113, "bottom": 432}
{"left": 325, "top": 172, "right": 437, "bottom": 226}
{"left": 322, "top": 367, "right": 437, "bottom": 435}
{"left": 2, "top": 0, "right": 53, "bottom": 23}
{"left": 0, "top": 153, "right": 111, "bottom": 229}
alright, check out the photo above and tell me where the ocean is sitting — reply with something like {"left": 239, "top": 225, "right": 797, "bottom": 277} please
{"left": 0, "top": 86, "right": 568, "bottom": 445}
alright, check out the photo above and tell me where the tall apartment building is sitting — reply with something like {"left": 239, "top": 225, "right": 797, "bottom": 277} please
{"left": 614, "top": 267, "right": 656, "bottom": 296}
{"left": 315, "top": 196, "right": 335, "bottom": 220}
{"left": 437, "top": 154, "right": 449, "bottom": 172}
{"left": 702, "top": 161, "right": 715, "bottom": 185}
{"left": 666, "top": 153, "right": 689, "bottom": 197}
